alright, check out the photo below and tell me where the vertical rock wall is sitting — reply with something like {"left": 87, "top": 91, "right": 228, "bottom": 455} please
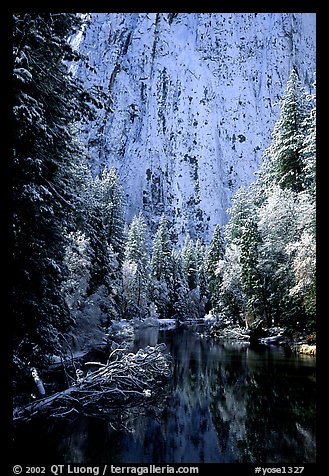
{"left": 73, "top": 13, "right": 316, "bottom": 242}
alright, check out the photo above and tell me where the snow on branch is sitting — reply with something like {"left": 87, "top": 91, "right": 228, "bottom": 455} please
{"left": 13, "top": 343, "right": 172, "bottom": 424}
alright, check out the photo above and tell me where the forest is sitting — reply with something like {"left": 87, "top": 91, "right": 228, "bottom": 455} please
{"left": 12, "top": 12, "right": 316, "bottom": 396}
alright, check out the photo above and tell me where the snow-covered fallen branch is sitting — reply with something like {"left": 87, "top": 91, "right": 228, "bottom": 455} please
{"left": 259, "top": 334, "right": 285, "bottom": 344}
{"left": 14, "top": 343, "right": 172, "bottom": 422}
{"left": 209, "top": 325, "right": 250, "bottom": 341}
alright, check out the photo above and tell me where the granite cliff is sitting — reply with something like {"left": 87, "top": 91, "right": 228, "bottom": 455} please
{"left": 72, "top": 13, "right": 316, "bottom": 242}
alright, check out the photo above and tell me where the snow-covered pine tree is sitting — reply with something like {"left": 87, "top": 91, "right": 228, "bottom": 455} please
{"left": 150, "top": 214, "right": 173, "bottom": 318}
{"left": 168, "top": 250, "right": 189, "bottom": 320}
{"left": 151, "top": 214, "right": 172, "bottom": 280}
{"left": 181, "top": 236, "right": 206, "bottom": 319}
{"left": 215, "top": 244, "right": 245, "bottom": 325}
{"left": 300, "top": 86, "right": 316, "bottom": 204}
{"left": 78, "top": 168, "right": 123, "bottom": 327}
{"left": 12, "top": 13, "right": 98, "bottom": 370}
{"left": 62, "top": 230, "right": 93, "bottom": 312}
{"left": 287, "top": 88, "right": 316, "bottom": 324}
{"left": 62, "top": 141, "right": 95, "bottom": 231}
{"left": 206, "top": 224, "right": 225, "bottom": 312}
{"left": 98, "top": 167, "right": 126, "bottom": 265}
{"left": 262, "top": 68, "right": 310, "bottom": 193}
{"left": 253, "top": 72, "right": 316, "bottom": 329}
{"left": 224, "top": 187, "right": 256, "bottom": 245}
{"left": 182, "top": 235, "right": 198, "bottom": 291}
{"left": 86, "top": 190, "right": 113, "bottom": 295}
{"left": 195, "top": 239, "right": 209, "bottom": 312}
{"left": 239, "top": 218, "right": 268, "bottom": 326}
{"left": 256, "top": 186, "right": 301, "bottom": 327}
{"left": 209, "top": 70, "right": 316, "bottom": 332}
{"left": 122, "top": 212, "right": 150, "bottom": 318}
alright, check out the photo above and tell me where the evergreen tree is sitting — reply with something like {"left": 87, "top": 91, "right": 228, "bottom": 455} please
{"left": 182, "top": 235, "right": 198, "bottom": 291}
{"left": 195, "top": 239, "right": 209, "bottom": 309}
{"left": 257, "top": 186, "right": 301, "bottom": 327}
{"left": 212, "top": 70, "right": 316, "bottom": 332}
{"left": 206, "top": 225, "right": 225, "bottom": 312}
{"left": 97, "top": 167, "right": 126, "bottom": 265}
{"left": 287, "top": 96, "right": 316, "bottom": 324}
{"left": 87, "top": 186, "right": 112, "bottom": 295}
{"left": 263, "top": 68, "right": 309, "bottom": 193}
{"left": 239, "top": 219, "right": 268, "bottom": 326}
{"left": 77, "top": 168, "right": 124, "bottom": 323}
{"left": 300, "top": 91, "right": 316, "bottom": 204}
{"left": 150, "top": 214, "right": 173, "bottom": 318}
{"left": 122, "top": 212, "right": 150, "bottom": 318}
{"left": 254, "top": 75, "right": 315, "bottom": 328}
{"left": 168, "top": 250, "right": 189, "bottom": 320}
{"left": 61, "top": 230, "right": 93, "bottom": 312}
{"left": 224, "top": 187, "right": 256, "bottom": 245}
{"left": 216, "top": 244, "right": 245, "bottom": 324}
{"left": 12, "top": 13, "right": 95, "bottom": 369}
{"left": 181, "top": 236, "right": 208, "bottom": 319}
{"left": 63, "top": 141, "right": 95, "bottom": 231}
{"left": 151, "top": 214, "right": 173, "bottom": 281}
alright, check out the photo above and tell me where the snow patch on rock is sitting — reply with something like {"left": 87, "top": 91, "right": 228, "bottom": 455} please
{"left": 73, "top": 13, "right": 316, "bottom": 243}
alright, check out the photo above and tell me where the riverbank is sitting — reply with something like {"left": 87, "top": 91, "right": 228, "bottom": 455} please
{"left": 208, "top": 322, "right": 316, "bottom": 356}
{"left": 12, "top": 325, "right": 316, "bottom": 464}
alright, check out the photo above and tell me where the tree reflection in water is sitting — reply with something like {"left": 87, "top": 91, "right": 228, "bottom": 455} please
{"left": 13, "top": 326, "right": 316, "bottom": 464}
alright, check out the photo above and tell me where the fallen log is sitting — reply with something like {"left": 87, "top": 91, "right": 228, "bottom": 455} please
{"left": 210, "top": 325, "right": 251, "bottom": 341}
{"left": 14, "top": 343, "right": 172, "bottom": 422}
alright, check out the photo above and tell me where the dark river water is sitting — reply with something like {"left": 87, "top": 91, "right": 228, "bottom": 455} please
{"left": 13, "top": 325, "right": 316, "bottom": 464}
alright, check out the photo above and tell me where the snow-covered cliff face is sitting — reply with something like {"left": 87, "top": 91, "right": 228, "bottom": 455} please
{"left": 73, "top": 13, "right": 316, "bottom": 243}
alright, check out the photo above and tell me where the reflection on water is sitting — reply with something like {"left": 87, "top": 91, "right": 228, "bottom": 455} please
{"left": 13, "top": 326, "right": 316, "bottom": 463}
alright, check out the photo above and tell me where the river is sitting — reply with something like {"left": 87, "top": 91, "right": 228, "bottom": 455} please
{"left": 13, "top": 325, "right": 316, "bottom": 464}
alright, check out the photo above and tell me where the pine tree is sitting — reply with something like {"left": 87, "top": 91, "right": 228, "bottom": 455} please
{"left": 256, "top": 185, "right": 302, "bottom": 327}
{"left": 224, "top": 187, "right": 256, "bottom": 245}
{"left": 122, "top": 212, "right": 150, "bottom": 318}
{"left": 63, "top": 142, "right": 95, "bottom": 232}
{"left": 151, "top": 214, "right": 173, "bottom": 280}
{"left": 150, "top": 214, "right": 173, "bottom": 318}
{"left": 214, "top": 70, "right": 316, "bottom": 332}
{"left": 98, "top": 167, "right": 126, "bottom": 265}
{"left": 254, "top": 74, "right": 316, "bottom": 328}
{"left": 12, "top": 14, "right": 94, "bottom": 369}
{"left": 182, "top": 235, "right": 198, "bottom": 291}
{"left": 300, "top": 89, "right": 316, "bottom": 204}
{"left": 86, "top": 175, "right": 108, "bottom": 293}
{"left": 195, "top": 239, "right": 209, "bottom": 308}
{"left": 287, "top": 93, "right": 316, "bottom": 323}
{"left": 216, "top": 244, "right": 245, "bottom": 324}
{"left": 61, "top": 230, "right": 93, "bottom": 311}
{"left": 263, "top": 68, "right": 309, "bottom": 193}
{"left": 168, "top": 251, "right": 189, "bottom": 320}
{"left": 76, "top": 167, "right": 122, "bottom": 321}
{"left": 206, "top": 225, "right": 225, "bottom": 312}
{"left": 239, "top": 219, "right": 268, "bottom": 326}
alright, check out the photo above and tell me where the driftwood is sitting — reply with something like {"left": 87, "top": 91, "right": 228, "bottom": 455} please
{"left": 14, "top": 343, "right": 172, "bottom": 423}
